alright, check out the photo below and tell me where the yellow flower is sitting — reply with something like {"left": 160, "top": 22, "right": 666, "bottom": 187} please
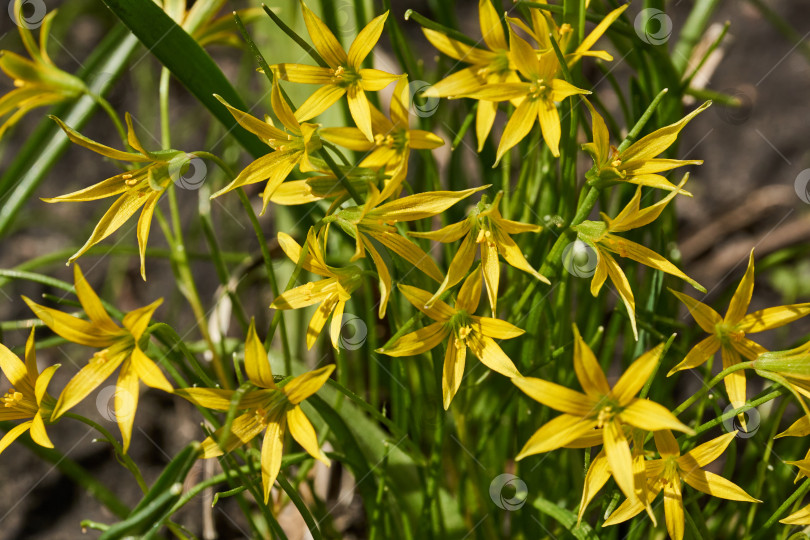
{"left": 272, "top": 1, "right": 403, "bottom": 141}
{"left": 270, "top": 229, "right": 363, "bottom": 350}
{"left": 460, "top": 27, "right": 590, "bottom": 161}
{"left": 0, "top": 329, "right": 61, "bottom": 455}
{"left": 176, "top": 320, "right": 334, "bottom": 504}
{"left": 780, "top": 458, "right": 810, "bottom": 524}
{"left": 0, "top": 1, "right": 87, "bottom": 139}
{"left": 378, "top": 269, "right": 522, "bottom": 409}
{"left": 573, "top": 174, "right": 704, "bottom": 340}
{"left": 43, "top": 114, "right": 197, "bottom": 279}
{"left": 330, "top": 184, "right": 487, "bottom": 317}
{"left": 512, "top": 326, "right": 692, "bottom": 502}
{"left": 22, "top": 265, "right": 172, "bottom": 452}
{"left": 752, "top": 340, "right": 810, "bottom": 418}
{"left": 321, "top": 78, "right": 444, "bottom": 172}
{"left": 410, "top": 191, "right": 548, "bottom": 314}
{"left": 419, "top": 0, "right": 520, "bottom": 151}
{"left": 267, "top": 165, "right": 382, "bottom": 208}
{"left": 582, "top": 99, "right": 709, "bottom": 192}
{"left": 603, "top": 430, "right": 759, "bottom": 540}
{"left": 670, "top": 249, "right": 810, "bottom": 414}
{"left": 212, "top": 82, "right": 322, "bottom": 213}
{"left": 510, "top": 3, "right": 628, "bottom": 67}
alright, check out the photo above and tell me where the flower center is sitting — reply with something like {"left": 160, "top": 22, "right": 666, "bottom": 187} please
{"left": 528, "top": 80, "right": 548, "bottom": 100}
{"left": 332, "top": 65, "right": 361, "bottom": 86}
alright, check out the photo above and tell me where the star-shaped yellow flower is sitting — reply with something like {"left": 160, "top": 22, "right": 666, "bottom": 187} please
{"left": 176, "top": 320, "right": 334, "bottom": 504}
{"left": 321, "top": 78, "right": 444, "bottom": 173}
{"left": 270, "top": 228, "right": 363, "bottom": 350}
{"left": 212, "top": 81, "right": 322, "bottom": 213}
{"left": 410, "top": 191, "right": 548, "bottom": 314}
{"left": 44, "top": 114, "right": 197, "bottom": 279}
{"left": 573, "top": 174, "right": 704, "bottom": 340}
{"left": 0, "top": 329, "right": 61, "bottom": 455}
{"left": 582, "top": 99, "right": 709, "bottom": 192}
{"left": 603, "top": 430, "right": 759, "bottom": 540}
{"left": 0, "top": 1, "right": 87, "bottom": 139}
{"left": 460, "top": 27, "right": 590, "bottom": 161}
{"left": 329, "top": 184, "right": 487, "bottom": 317}
{"left": 378, "top": 269, "right": 522, "bottom": 409}
{"left": 670, "top": 249, "right": 810, "bottom": 414}
{"left": 272, "top": 1, "right": 403, "bottom": 141}
{"left": 419, "top": 0, "right": 520, "bottom": 151}
{"left": 22, "top": 265, "right": 172, "bottom": 452}
{"left": 512, "top": 326, "right": 692, "bottom": 502}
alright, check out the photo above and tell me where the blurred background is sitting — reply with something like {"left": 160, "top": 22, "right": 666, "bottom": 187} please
{"left": 0, "top": 0, "right": 809, "bottom": 538}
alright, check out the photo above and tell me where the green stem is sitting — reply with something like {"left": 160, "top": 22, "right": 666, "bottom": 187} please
{"left": 671, "top": 361, "right": 755, "bottom": 418}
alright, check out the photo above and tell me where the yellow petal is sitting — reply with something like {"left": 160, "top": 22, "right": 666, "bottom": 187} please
{"left": 320, "top": 127, "right": 375, "bottom": 151}
{"left": 409, "top": 219, "right": 471, "bottom": 242}
{"left": 124, "top": 113, "right": 151, "bottom": 157}
{"left": 358, "top": 68, "right": 402, "bottom": 91}
{"left": 175, "top": 387, "right": 245, "bottom": 411}
{"left": 52, "top": 346, "right": 126, "bottom": 419}
{"left": 132, "top": 345, "right": 173, "bottom": 393}
{"left": 474, "top": 317, "right": 524, "bottom": 340}
{"left": 244, "top": 319, "right": 275, "bottom": 389}
{"left": 214, "top": 94, "right": 289, "bottom": 141}
{"left": 669, "top": 288, "right": 721, "bottom": 333}
{"left": 481, "top": 237, "right": 500, "bottom": 313}
{"left": 602, "top": 488, "right": 654, "bottom": 526}
{"left": 371, "top": 231, "right": 444, "bottom": 283}
{"left": 372, "top": 186, "right": 486, "bottom": 222}
{"left": 361, "top": 238, "right": 392, "bottom": 318}
{"left": 260, "top": 418, "right": 285, "bottom": 504}
{"left": 512, "top": 376, "right": 595, "bottom": 416}
{"left": 572, "top": 4, "right": 628, "bottom": 63}
{"left": 273, "top": 62, "right": 335, "bottom": 84}
{"left": 739, "top": 303, "right": 810, "bottom": 333}
{"left": 22, "top": 296, "right": 115, "bottom": 348}
{"left": 516, "top": 414, "right": 598, "bottom": 459}
{"left": 457, "top": 267, "right": 483, "bottom": 313}
{"left": 306, "top": 294, "right": 338, "bottom": 350}
{"left": 399, "top": 284, "right": 455, "bottom": 321}
{"left": 603, "top": 419, "right": 637, "bottom": 501}
{"left": 294, "top": 84, "right": 346, "bottom": 123}
{"left": 116, "top": 359, "right": 140, "bottom": 453}
{"left": 50, "top": 116, "right": 150, "bottom": 162}
{"left": 29, "top": 412, "right": 53, "bottom": 448}
{"left": 624, "top": 158, "right": 703, "bottom": 176}
{"left": 572, "top": 325, "right": 611, "bottom": 398}
{"left": 0, "top": 421, "right": 33, "bottom": 456}
{"left": 721, "top": 346, "right": 747, "bottom": 411}
{"left": 68, "top": 191, "right": 149, "bottom": 263}
{"left": 582, "top": 99, "right": 611, "bottom": 165}
{"left": 619, "top": 399, "right": 692, "bottom": 434}
{"left": 277, "top": 231, "right": 330, "bottom": 277}
{"left": 681, "top": 431, "right": 736, "bottom": 467}
{"left": 776, "top": 416, "right": 810, "bottom": 439}
{"left": 667, "top": 335, "right": 720, "bottom": 375}
{"left": 282, "top": 365, "right": 336, "bottom": 405}
{"left": 347, "top": 12, "right": 388, "bottom": 67}
{"left": 271, "top": 279, "right": 340, "bottom": 310}
{"left": 300, "top": 1, "right": 347, "bottom": 66}
{"left": 476, "top": 99, "right": 497, "bottom": 152}
{"left": 620, "top": 101, "right": 711, "bottom": 165}
{"left": 612, "top": 343, "right": 664, "bottom": 403}
{"left": 578, "top": 450, "right": 611, "bottom": 522}
{"left": 426, "top": 66, "right": 485, "bottom": 98}
{"left": 421, "top": 28, "right": 493, "bottom": 64}
{"left": 780, "top": 504, "right": 810, "bottom": 525}
{"left": 730, "top": 337, "right": 767, "bottom": 361}
{"left": 211, "top": 150, "right": 299, "bottom": 199}
{"left": 408, "top": 129, "right": 445, "bottom": 150}
{"left": 426, "top": 232, "right": 477, "bottom": 308}
{"left": 494, "top": 228, "right": 549, "bottom": 284}
{"left": 201, "top": 412, "right": 266, "bottom": 458}
{"left": 136, "top": 192, "right": 160, "bottom": 280}
{"left": 0, "top": 342, "right": 28, "bottom": 388}
{"left": 683, "top": 461, "right": 760, "bottom": 504}
{"left": 35, "top": 364, "right": 60, "bottom": 407}
{"left": 347, "top": 84, "right": 374, "bottom": 141}
{"left": 602, "top": 235, "right": 704, "bottom": 292}
{"left": 537, "top": 99, "right": 562, "bottom": 158}
{"left": 379, "top": 322, "right": 449, "bottom": 357}
{"left": 601, "top": 250, "right": 638, "bottom": 340}
{"left": 495, "top": 98, "right": 539, "bottom": 165}
{"left": 122, "top": 298, "right": 163, "bottom": 340}
{"left": 442, "top": 339, "right": 466, "bottom": 410}
{"left": 466, "top": 332, "right": 520, "bottom": 378}
{"left": 663, "top": 479, "right": 685, "bottom": 540}
{"left": 725, "top": 249, "right": 756, "bottom": 324}
{"left": 42, "top": 172, "right": 132, "bottom": 203}
{"left": 287, "top": 405, "right": 330, "bottom": 465}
